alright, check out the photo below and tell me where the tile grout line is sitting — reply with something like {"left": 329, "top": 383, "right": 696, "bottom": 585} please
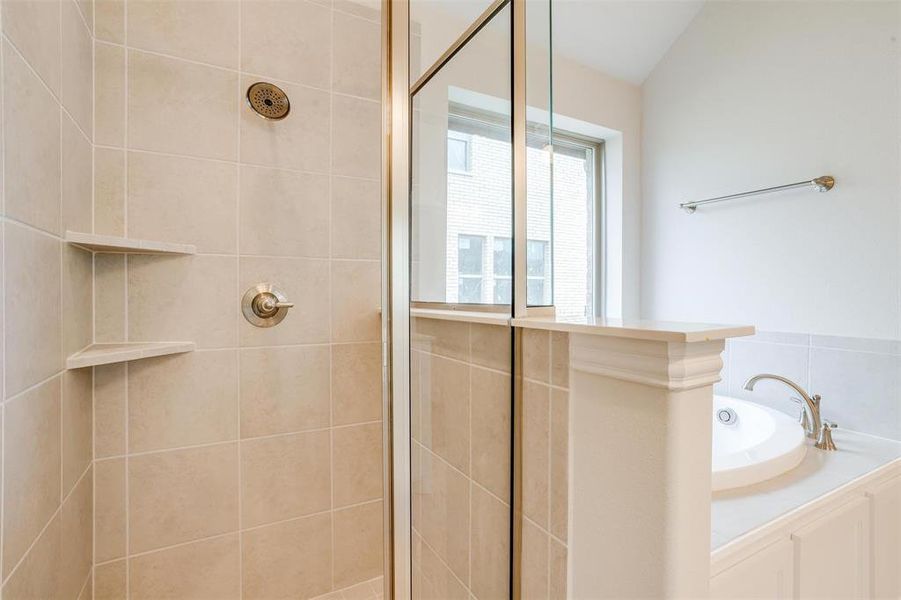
{"left": 91, "top": 40, "right": 382, "bottom": 106}
{"left": 123, "top": 2, "right": 130, "bottom": 595}
{"left": 93, "top": 417, "right": 385, "bottom": 462}
{"left": 328, "top": 4, "right": 336, "bottom": 591}
{"left": 94, "top": 496, "right": 384, "bottom": 569}
{"left": 236, "top": 0, "right": 244, "bottom": 596}
{"left": 91, "top": 143, "right": 382, "bottom": 185}
{"left": 0, "top": 16, "right": 4, "bottom": 588}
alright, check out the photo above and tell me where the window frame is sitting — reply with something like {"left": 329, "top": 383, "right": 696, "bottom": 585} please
{"left": 413, "top": 102, "right": 606, "bottom": 315}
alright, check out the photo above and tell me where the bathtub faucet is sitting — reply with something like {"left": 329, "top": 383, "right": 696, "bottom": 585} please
{"left": 743, "top": 374, "right": 822, "bottom": 441}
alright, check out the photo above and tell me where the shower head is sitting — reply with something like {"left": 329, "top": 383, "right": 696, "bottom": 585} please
{"left": 246, "top": 81, "right": 290, "bottom": 120}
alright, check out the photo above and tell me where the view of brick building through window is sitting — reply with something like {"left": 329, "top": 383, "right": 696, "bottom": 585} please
{"left": 445, "top": 116, "right": 600, "bottom": 318}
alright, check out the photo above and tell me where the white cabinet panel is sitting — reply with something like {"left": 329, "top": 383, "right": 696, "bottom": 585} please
{"left": 869, "top": 476, "right": 901, "bottom": 599}
{"left": 792, "top": 497, "right": 871, "bottom": 599}
{"left": 710, "top": 539, "right": 793, "bottom": 599}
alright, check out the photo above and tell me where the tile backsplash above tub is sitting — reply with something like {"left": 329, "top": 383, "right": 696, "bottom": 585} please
{"left": 718, "top": 331, "right": 901, "bottom": 441}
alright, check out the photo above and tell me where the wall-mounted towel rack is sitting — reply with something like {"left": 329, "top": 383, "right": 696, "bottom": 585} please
{"left": 680, "top": 175, "right": 834, "bottom": 214}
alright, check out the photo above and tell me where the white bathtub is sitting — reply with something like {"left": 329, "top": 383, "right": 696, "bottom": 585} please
{"left": 712, "top": 395, "right": 807, "bottom": 491}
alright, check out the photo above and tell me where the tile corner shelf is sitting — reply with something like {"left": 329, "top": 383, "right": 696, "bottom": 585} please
{"left": 66, "top": 342, "right": 196, "bottom": 369}
{"left": 65, "top": 231, "right": 197, "bottom": 255}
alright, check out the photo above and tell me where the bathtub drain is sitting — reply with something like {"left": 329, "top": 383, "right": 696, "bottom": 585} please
{"left": 717, "top": 407, "right": 739, "bottom": 426}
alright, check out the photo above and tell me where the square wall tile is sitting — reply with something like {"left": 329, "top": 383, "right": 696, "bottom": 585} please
{"left": 331, "top": 260, "right": 381, "bottom": 342}
{"left": 0, "top": 514, "right": 62, "bottom": 599}
{"left": 61, "top": 0, "right": 93, "bottom": 136}
{"left": 239, "top": 165, "right": 329, "bottom": 258}
{"left": 334, "top": 0, "right": 382, "bottom": 22}
{"left": 241, "top": 431, "right": 330, "bottom": 527}
{"left": 60, "top": 468, "right": 93, "bottom": 600}
{"left": 61, "top": 115, "right": 92, "bottom": 233}
{"left": 239, "top": 257, "right": 330, "bottom": 347}
{"left": 410, "top": 318, "right": 470, "bottom": 362}
{"left": 521, "top": 520, "right": 549, "bottom": 599}
{"left": 127, "top": 0, "right": 239, "bottom": 68}
{"left": 417, "top": 451, "right": 468, "bottom": 585}
{"left": 333, "top": 422, "right": 383, "bottom": 507}
{"left": 62, "top": 369, "right": 92, "bottom": 496}
{"left": 128, "top": 350, "right": 239, "bottom": 452}
{"left": 332, "top": 12, "right": 381, "bottom": 100}
{"left": 128, "top": 151, "right": 238, "bottom": 253}
{"left": 550, "top": 539, "right": 568, "bottom": 598}
{"left": 94, "top": 148, "right": 126, "bottom": 236}
{"left": 810, "top": 348, "right": 901, "bottom": 440}
{"left": 550, "top": 387, "right": 568, "bottom": 541}
{"left": 332, "top": 342, "right": 382, "bottom": 426}
{"left": 333, "top": 501, "right": 384, "bottom": 589}
{"left": 523, "top": 328, "right": 550, "bottom": 383}
{"left": 3, "top": 42, "right": 61, "bottom": 235}
{"left": 94, "top": 560, "right": 127, "bottom": 600}
{"left": 470, "top": 324, "right": 511, "bottom": 373}
{"left": 470, "top": 485, "right": 509, "bottom": 600}
{"left": 412, "top": 317, "right": 470, "bottom": 362}
{"left": 128, "top": 50, "right": 238, "bottom": 161}
{"left": 412, "top": 530, "right": 468, "bottom": 600}
{"left": 94, "top": 458, "right": 126, "bottom": 562}
{"left": 62, "top": 245, "right": 93, "bottom": 357}
{"left": 241, "top": 0, "right": 331, "bottom": 88}
{"left": 4, "top": 222, "right": 61, "bottom": 397}
{"left": 128, "top": 254, "right": 237, "bottom": 349}
{"left": 94, "top": 363, "right": 126, "bottom": 458}
{"left": 424, "top": 355, "right": 470, "bottom": 474}
{"left": 332, "top": 95, "right": 381, "bottom": 179}
{"left": 95, "top": 42, "right": 125, "bottom": 147}
{"left": 129, "top": 535, "right": 241, "bottom": 600}
{"left": 241, "top": 514, "right": 332, "bottom": 600}
{"left": 550, "top": 331, "right": 569, "bottom": 388}
{"left": 95, "top": 0, "right": 124, "bottom": 43}
{"left": 3, "top": 376, "right": 61, "bottom": 579}
{"left": 94, "top": 253, "right": 126, "bottom": 343}
{"left": 240, "top": 76, "right": 330, "bottom": 173}
{"left": 522, "top": 380, "right": 549, "bottom": 527}
{"left": 331, "top": 176, "right": 381, "bottom": 260}
{"left": 129, "top": 443, "right": 239, "bottom": 553}
{"left": 240, "top": 345, "right": 330, "bottom": 438}
{"left": 2, "top": 0, "right": 60, "bottom": 95}
{"left": 471, "top": 367, "right": 511, "bottom": 502}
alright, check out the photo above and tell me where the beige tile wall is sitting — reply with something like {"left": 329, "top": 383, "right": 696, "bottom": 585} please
{"left": 521, "top": 328, "right": 569, "bottom": 600}
{"left": 1, "top": 0, "right": 95, "bottom": 597}
{"left": 411, "top": 317, "right": 513, "bottom": 600}
{"left": 411, "top": 319, "right": 570, "bottom": 600}
{"left": 88, "top": 0, "right": 384, "bottom": 598}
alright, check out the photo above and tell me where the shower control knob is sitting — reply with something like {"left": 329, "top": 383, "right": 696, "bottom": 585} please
{"left": 242, "top": 284, "right": 293, "bottom": 328}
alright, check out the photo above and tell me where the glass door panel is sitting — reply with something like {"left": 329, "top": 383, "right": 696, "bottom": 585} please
{"left": 409, "top": 4, "right": 513, "bottom": 599}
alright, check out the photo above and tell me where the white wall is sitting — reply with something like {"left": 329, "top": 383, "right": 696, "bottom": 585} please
{"left": 640, "top": 1, "right": 900, "bottom": 340}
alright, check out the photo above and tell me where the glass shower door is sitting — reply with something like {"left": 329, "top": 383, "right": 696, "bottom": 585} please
{"left": 408, "top": 3, "right": 514, "bottom": 597}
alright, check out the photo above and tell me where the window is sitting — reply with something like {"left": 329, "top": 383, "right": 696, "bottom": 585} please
{"left": 527, "top": 240, "right": 550, "bottom": 305}
{"left": 491, "top": 237, "right": 550, "bottom": 305}
{"left": 493, "top": 237, "right": 512, "bottom": 303}
{"left": 447, "top": 133, "right": 472, "bottom": 174}
{"left": 437, "top": 106, "right": 602, "bottom": 314}
{"left": 457, "top": 235, "right": 484, "bottom": 303}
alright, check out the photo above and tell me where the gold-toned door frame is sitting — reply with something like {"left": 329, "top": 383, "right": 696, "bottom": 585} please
{"left": 383, "top": 1, "right": 529, "bottom": 598}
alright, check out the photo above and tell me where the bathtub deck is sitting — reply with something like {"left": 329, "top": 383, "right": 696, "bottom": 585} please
{"left": 711, "top": 429, "right": 901, "bottom": 550}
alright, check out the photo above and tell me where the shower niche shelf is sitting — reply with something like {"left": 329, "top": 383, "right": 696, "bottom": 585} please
{"left": 65, "top": 231, "right": 196, "bottom": 255}
{"left": 66, "top": 342, "right": 196, "bottom": 369}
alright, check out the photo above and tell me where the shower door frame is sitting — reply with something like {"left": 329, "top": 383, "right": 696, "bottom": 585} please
{"left": 384, "top": 1, "right": 531, "bottom": 598}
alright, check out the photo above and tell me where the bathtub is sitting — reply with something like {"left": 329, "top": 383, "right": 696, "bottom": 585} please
{"left": 712, "top": 395, "right": 807, "bottom": 491}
